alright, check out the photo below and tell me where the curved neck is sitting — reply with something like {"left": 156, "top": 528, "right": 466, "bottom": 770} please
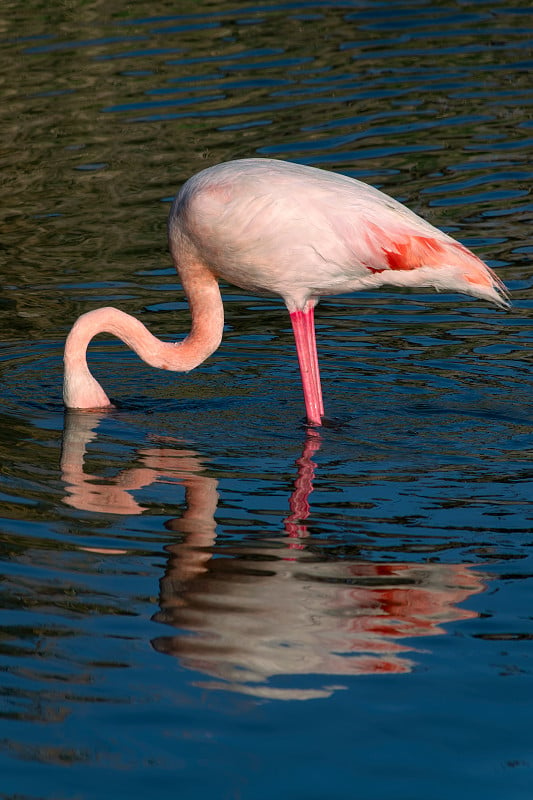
{"left": 63, "top": 266, "right": 224, "bottom": 409}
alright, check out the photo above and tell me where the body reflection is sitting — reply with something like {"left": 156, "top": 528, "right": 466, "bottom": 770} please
{"left": 154, "top": 557, "right": 484, "bottom": 699}
{"left": 62, "top": 413, "right": 486, "bottom": 700}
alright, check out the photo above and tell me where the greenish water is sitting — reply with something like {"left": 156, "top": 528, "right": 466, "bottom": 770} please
{"left": 0, "top": 2, "right": 532, "bottom": 799}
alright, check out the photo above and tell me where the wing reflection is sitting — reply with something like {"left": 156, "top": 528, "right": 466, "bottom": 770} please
{"left": 61, "top": 413, "right": 486, "bottom": 699}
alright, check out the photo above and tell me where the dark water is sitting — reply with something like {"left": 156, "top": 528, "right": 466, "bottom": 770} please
{"left": 1, "top": 2, "right": 532, "bottom": 798}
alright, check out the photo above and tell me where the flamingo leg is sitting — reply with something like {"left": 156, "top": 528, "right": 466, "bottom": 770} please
{"left": 289, "top": 303, "right": 324, "bottom": 425}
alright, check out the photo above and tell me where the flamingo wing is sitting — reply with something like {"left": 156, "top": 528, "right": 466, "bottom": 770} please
{"left": 327, "top": 195, "right": 509, "bottom": 308}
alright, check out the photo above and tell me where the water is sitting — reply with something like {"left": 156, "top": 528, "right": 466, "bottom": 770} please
{"left": 1, "top": 1, "right": 532, "bottom": 798}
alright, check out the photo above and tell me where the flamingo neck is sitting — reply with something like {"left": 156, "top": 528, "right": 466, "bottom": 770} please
{"left": 63, "top": 269, "right": 224, "bottom": 409}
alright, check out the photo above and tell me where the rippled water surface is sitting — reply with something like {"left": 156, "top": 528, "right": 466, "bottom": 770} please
{"left": 1, "top": 1, "right": 532, "bottom": 798}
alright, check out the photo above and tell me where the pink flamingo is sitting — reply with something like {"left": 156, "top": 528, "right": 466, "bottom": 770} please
{"left": 63, "top": 158, "right": 508, "bottom": 425}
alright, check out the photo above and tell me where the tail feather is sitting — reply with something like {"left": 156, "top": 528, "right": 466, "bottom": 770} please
{"left": 446, "top": 241, "right": 510, "bottom": 308}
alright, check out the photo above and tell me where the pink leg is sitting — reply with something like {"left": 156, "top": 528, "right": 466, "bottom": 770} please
{"left": 289, "top": 303, "right": 324, "bottom": 425}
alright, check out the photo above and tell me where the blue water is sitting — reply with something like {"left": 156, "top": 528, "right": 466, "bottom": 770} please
{"left": 1, "top": 2, "right": 532, "bottom": 799}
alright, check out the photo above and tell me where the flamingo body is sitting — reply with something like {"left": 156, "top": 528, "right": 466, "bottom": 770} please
{"left": 170, "top": 159, "right": 505, "bottom": 309}
{"left": 63, "top": 158, "right": 508, "bottom": 423}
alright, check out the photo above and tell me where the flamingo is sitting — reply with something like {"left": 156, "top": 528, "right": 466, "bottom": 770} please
{"left": 63, "top": 158, "right": 508, "bottom": 425}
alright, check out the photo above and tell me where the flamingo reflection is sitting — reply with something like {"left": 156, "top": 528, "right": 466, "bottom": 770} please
{"left": 62, "top": 413, "right": 487, "bottom": 699}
